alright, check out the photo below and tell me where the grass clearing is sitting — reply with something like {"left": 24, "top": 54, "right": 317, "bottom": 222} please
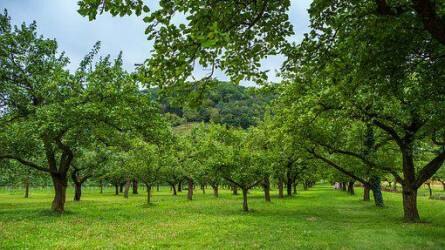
{"left": 0, "top": 185, "right": 444, "bottom": 249}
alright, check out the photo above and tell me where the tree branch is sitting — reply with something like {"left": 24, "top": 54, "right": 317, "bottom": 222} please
{"left": 0, "top": 155, "right": 50, "bottom": 173}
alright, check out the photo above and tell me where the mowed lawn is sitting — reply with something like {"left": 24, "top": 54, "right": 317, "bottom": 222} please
{"left": 0, "top": 184, "right": 444, "bottom": 249}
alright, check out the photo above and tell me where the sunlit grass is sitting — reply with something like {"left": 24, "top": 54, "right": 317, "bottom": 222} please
{"left": 0, "top": 184, "right": 444, "bottom": 249}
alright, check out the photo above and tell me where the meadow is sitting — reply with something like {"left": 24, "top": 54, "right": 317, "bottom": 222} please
{"left": 1, "top": 184, "right": 444, "bottom": 249}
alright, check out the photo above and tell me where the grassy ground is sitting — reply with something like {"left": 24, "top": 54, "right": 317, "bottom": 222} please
{"left": 0, "top": 185, "right": 444, "bottom": 249}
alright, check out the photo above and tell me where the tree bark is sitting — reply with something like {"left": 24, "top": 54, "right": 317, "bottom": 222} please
{"left": 426, "top": 183, "right": 432, "bottom": 199}
{"left": 263, "top": 176, "right": 271, "bottom": 202}
{"left": 201, "top": 184, "right": 205, "bottom": 194}
{"left": 51, "top": 173, "right": 67, "bottom": 213}
{"left": 187, "top": 178, "right": 193, "bottom": 200}
{"left": 74, "top": 182, "right": 82, "bottom": 201}
{"left": 286, "top": 173, "right": 293, "bottom": 196}
{"left": 123, "top": 178, "right": 131, "bottom": 198}
{"left": 119, "top": 183, "right": 124, "bottom": 193}
{"left": 115, "top": 184, "right": 119, "bottom": 195}
{"left": 242, "top": 188, "right": 249, "bottom": 212}
{"left": 278, "top": 177, "right": 284, "bottom": 198}
{"left": 347, "top": 181, "right": 355, "bottom": 195}
{"left": 132, "top": 179, "right": 138, "bottom": 194}
{"left": 363, "top": 185, "right": 370, "bottom": 201}
{"left": 178, "top": 180, "right": 183, "bottom": 192}
{"left": 145, "top": 184, "right": 152, "bottom": 204}
{"left": 172, "top": 184, "right": 177, "bottom": 196}
{"left": 212, "top": 184, "right": 219, "bottom": 197}
{"left": 24, "top": 177, "right": 30, "bottom": 198}
{"left": 402, "top": 186, "right": 420, "bottom": 222}
{"left": 232, "top": 185, "right": 238, "bottom": 195}
{"left": 370, "top": 176, "right": 384, "bottom": 207}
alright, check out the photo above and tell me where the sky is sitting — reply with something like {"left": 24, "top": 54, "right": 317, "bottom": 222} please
{"left": 1, "top": 0, "right": 312, "bottom": 85}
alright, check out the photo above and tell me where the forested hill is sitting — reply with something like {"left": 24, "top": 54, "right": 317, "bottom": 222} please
{"left": 152, "top": 82, "right": 275, "bottom": 129}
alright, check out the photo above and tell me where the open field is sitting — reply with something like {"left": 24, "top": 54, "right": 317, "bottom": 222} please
{"left": 1, "top": 185, "right": 444, "bottom": 249}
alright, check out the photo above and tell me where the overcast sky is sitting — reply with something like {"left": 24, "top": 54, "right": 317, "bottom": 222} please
{"left": 2, "top": 0, "right": 312, "bottom": 84}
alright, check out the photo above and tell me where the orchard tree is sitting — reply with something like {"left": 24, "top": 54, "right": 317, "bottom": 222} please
{"left": 0, "top": 13, "right": 164, "bottom": 212}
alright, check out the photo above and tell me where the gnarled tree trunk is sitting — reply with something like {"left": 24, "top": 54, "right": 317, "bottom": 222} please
{"left": 51, "top": 173, "right": 68, "bottom": 213}
{"left": 402, "top": 186, "right": 420, "bottom": 222}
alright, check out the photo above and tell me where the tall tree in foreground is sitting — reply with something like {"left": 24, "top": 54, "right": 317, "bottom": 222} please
{"left": 0, "top": 12, "right": 164, "bottom": 212}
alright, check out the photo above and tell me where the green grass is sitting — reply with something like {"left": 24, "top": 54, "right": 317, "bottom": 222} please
{"left": 1, "top": 185, "right": 445, "bottom": 249}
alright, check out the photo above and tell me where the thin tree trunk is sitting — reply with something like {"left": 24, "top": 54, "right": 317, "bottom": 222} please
{"left": 24, "top": 177, "right": 30, "bottom": 198}
{"left": 263, "top": 176, "right": 271, "bottom": 202}
{"left": 442, "top": 181, "right": 445, "bottom": 191}
{"left": 201, "top": 184, "right": 205, "bottom": 194}
{"left": 123, "top": 178, "right": 131, "bottom": 198}
{"left": 347, "top": 181, "right": 355, "bottom": 195}
{"left": 232, "top": 185, "right": 238, "bottom": 195}
{"left": 115, "top": 184, "right": 119, "bottom": 195}
{"left": 187, "top": 178, "right": 193, "bottom": 200}
{"left": 286, "top": 173, "right": 292, "bottom": 196}
{"left": 132, "top": 179, "right": 138, "bottom": 194}
{"left": 278, "top": 177, "right": 284, "bottom": 198}
{"left": 342, "top": 182, "right": 347, "bottom": 191}
{"left": 146, "top": 184, "right": 152, "bottom": 204}
{"left": 212, "top": 185, "right": 219, "bottom": 197}
{"left": 402, "top": 186, "right": 420, "bottom": 222}
{"left": 293, "top": 182, "right": 297, "bottom": 194}
{"left": 100, "top": 180, "right": 103, "bottom": 194}
{"left": 157, "top": 183, "right": 160, "bottom": 192}
{"left": 426, "top": 183, "right": 432, "bottom": 199}
{"left": 242, "top": 188, "right": 249, "bottom": 212}
{"left": 363, "top": 185, "right": 370, "bottom": 201}
{"left": 51, "top": 173, "right": 67, "bottom": 213}
{"left": 74, "top": 182, "right": 82, "bottom": 201}
{"left": 178, "top": 180, "right": 183, "bottom": 192}
{"left": 172, "top": 184, "right": 177, "bottom": 196}
{"left": 119, "top": 183, "right": 124, "bottom": 193}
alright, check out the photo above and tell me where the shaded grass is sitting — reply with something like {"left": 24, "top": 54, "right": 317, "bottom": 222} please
{"left": 0, "top": 185, "right": 444, "bottom": 249}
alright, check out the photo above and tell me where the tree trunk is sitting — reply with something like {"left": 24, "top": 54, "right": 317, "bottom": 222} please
{"left": 201, "top": 184, "right": 205, "bottom": 194}
{"left": 402, "top": 186, "right": 420, "bottom": 222}
{"left": 187, "top": 178, "right": 193, "bottom": 200}
{"left": 442, "top": 181, "right": 445, "bottom": 191}
{"left": 123, "top": 178, "right": 131, "bottom": 198}
{"left": 370, "top": 176, "right": 384, "bottom": 207}
{"left": 363, "top": 185, "right": 370, "bottom": 201}
{"left": 278, "top": 177, "right": 284, "bottom": 198}
{"left": 286, "top": 174, "right": 293, "bottom": 196}
{"left": 115, "top": 184, "right": 119, "bottom": 195}
{"left": 99, "top": 180, "right": 103, "bottom": 194}
{"left": 157, "top": 183, "right": 160, "bottom": 192}
{"left": 242, "top": 188, "right": 249, "bottom": 212}
{"left": 293, "top": 182, "right": 297, "bottom": 194}
{"left": 24, "top": 177, "right": 30, "bottom": 198}
{"left": 145, "top": 184, "right": 152, "bottom": 204}
{"left": 342, "top": 182, "right": 347, "bottom": 191}
{"left": 426, "top": 183, "right": 432, "bottom": 199}
{"left": 132, "top": 179, "right": 138, "bottom": 194}
{"left": 232, "top": 185, "right": 238, "bottom": 195}
{"left": 263, "top": 176, "right": 271, "bottom": 202}
{"left": 172, "top": 184, "right": 177, "bottom": 196}
{"left": 212, "top": 185, "right": 219, "bottom": 197}
{"left": 74, "top": 182, "right": 82, "bottom": 201}
{"left": 178, "top": 180, "right": 183, "bottom": 192}
{"left": 347, "top": 181, "right": 355, "bottom": 195}
{"left": 119, "top": 183, "right": 124, "bottom": 193}
{"left": 51, "top": 173, "right": 67, "bottom": 213}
